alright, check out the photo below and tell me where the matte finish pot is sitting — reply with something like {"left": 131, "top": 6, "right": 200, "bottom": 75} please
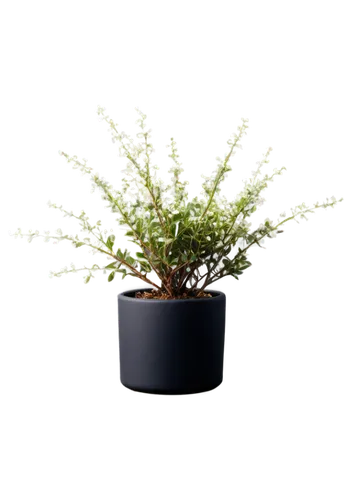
{"left": 118, "top": 289, "right": 226, "bottom": 395}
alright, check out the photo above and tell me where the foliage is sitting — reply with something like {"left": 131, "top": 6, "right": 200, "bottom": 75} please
{"left": 11, "top": 104, "right": 343, "bottom": 297}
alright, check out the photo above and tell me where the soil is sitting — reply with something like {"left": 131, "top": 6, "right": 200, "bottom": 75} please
{"left": 135, "top": 289, "right": 213, "bottom": 300}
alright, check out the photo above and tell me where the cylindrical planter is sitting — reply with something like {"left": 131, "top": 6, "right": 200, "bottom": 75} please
{"left": 118, "top": 288, "right": 226, "bottom": 395}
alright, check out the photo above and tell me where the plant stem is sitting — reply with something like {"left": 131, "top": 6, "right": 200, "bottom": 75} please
{"left": 89, "top": 245, "right": 160, "bottom": 290}
{"left": 126, "top": 148, "right": 167, "bottom": 232}
{"left": 200, "top": 123, "right": 247, "bottom": 220}
{"left": 95, "top": 179, "right": 170, "bottom": 278}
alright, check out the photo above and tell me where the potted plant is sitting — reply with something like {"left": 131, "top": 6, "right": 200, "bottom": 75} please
{"left": 12, "top": 107, "right": 342, "bottom": 395}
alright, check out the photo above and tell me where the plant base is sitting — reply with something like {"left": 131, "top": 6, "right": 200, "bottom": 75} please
{"left": 134, "top": 289, "right": 213, "bottom": 300}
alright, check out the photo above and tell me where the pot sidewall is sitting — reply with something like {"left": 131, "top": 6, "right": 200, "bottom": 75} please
{"left": 118, "top": 289, "right": 226, "bottom": 394}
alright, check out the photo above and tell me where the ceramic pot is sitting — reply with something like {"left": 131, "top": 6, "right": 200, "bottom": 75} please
{"left": 117, "top": 288, "right": 226, "bottom": 395}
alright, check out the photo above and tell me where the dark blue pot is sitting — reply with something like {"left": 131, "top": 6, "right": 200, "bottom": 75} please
{"left": 117, "top": 289, "right": 226, "bottom": 395}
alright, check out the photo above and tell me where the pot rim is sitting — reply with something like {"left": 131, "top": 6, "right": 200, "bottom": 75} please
{"left": 118, "top": 288, "right": 225, "bottom": 303}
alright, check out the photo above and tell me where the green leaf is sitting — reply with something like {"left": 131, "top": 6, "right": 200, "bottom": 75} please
{"left": 240, "top": 261, "right": 251, "bottom": 270}
{"left": 150, "top": 221, "right": 161, "bottom": 230}
{"left": 168, "top": 255, "right": 179, "bottom": 265}
{"left": 105, "top": 262, "right": 119, "bottom": 270}
{"left": 105, "top": 239, "right": 113, "bottom": 251}
{"left": 134, "top": 252, "right": 152, "bottom": 271}
{"left": 105, "top": 234, "right": 117, "bottom": 252}
{"left": 82, "top": 273, "right": 96, "bottom": 286}
{"left": 75, "top": 242, "right": 85, "bottom": 248}
{"left": 222, "top": 258, "right": 230, "bottom": 266}
{"left": 117, "top": 248, "right": 123, "bottom": 259}
{"left": 136, "top": 219, "right": 143, "bottom": 233}
{"left": 231, "top": 272, "right": 243, "bottom": 281}
{"left": 108, "top": 271, "right": 115, "bottom": 282}
{"left": 171, "top": 213, "right": 182, "bottom": 223}
{"left": 158, "top": 245, "right": 165, "bottom": 260}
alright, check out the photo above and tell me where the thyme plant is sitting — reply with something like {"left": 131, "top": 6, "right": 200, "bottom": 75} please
{"left": 10, "top": 103, "right": 343, "bottom": 298}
